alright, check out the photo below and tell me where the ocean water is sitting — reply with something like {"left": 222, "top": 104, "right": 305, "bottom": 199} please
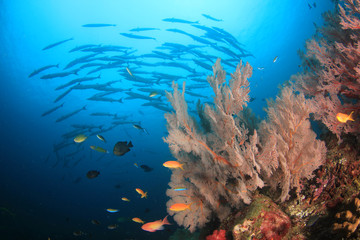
{"left": 0, "top": 0, "right": 334, "bottom": 239}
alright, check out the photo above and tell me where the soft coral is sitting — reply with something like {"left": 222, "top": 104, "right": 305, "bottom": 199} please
{"left": 206, "top": 229, "right": 227, "bottom": 240}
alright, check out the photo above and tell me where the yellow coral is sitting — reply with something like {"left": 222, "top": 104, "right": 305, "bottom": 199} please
{"left": 332, "top": 198, "right": 360, "bottom": 237}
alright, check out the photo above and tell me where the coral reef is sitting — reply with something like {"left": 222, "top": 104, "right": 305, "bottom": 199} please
{"left": 206, "top": 229, "right": 226, "bottom": 240}
{"left": 294, "top": 0, "right": 360, "bottom": 141}
{"left": 169, "top": 228, "right": 200, "bottom": 240}
{"left": 163, "top": 0, "right": 360, "bottom": 238}
{"left": 164, "top": 60, "right": 266, "bottom": 232}
{"left": 231, "top": 194, "right": 302, "bottom": 240}
{"left": 258, "top": 85, "right": 326, "bottom": 202}
{"left": 332, "top": 197, "right": 360, "bottom": 238}
{"left": 164, "top": 59, "right": 326, "bottom": 232}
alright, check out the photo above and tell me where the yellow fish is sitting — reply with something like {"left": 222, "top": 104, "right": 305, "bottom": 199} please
{"left": 90, "top": 145, "right": 108, "bottom": 153}
{"left": 336, "top": 111, "right": 355, "bottom": 123}
{"left": 121, "top": 197, "right": 130, "bottom": 202}
{"left": 149, "top": 91, "right": 159, "bottom": 97}
{"left": 132, "top": 217, "right": 145, "bottom": 224}
{"left": 74, "top": 134, "right": 87, "bottom": 143}
{"left": 135, "top": 188, "right": 147, "bottom": 198}
{"left": 126, "top": 67, "right": 133, "bottom": 77}
{"left": 96, "top": 134, "right": 106, "bottom": 142}
{"left": 106, "top": 208, "right": 119, "bottom": 213}
{"left": 141, "top": 216, "right": 170, "bottom": 232}
{"left": 169, "top": 203, "right": 191, "bottom": 212}
{"left": 163, "top": 161, "right": 184, "bottom": 170}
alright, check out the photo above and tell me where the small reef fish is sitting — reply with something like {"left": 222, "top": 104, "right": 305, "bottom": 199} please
{"left": 169, "top": 203, "right": 191, "bottom": 212}
{"left": 82, "top": 23, "right": 116, "bottom": 27}
{"left": 126, "top": 67, "right": 133, "bottom": 77}
{"left": 134, "top": 163, "right": 139, "bottom": 168}
{"left": 106, "top": 208, "right": 119, "bottom": 213}
{"left": 174, "top": 188, "right": 188, "bottom": 191}
{"left": 91, "top": 219, "right": 101, "bottom": 225}
{"left": 336, "top": 111, "right": 355, "bottom": 123}
{"left": 136, "top": 188, "right": 148, "bottom": 198}
{"left": 121, "top": 197, "right": 130, "bottom": 202}
{"left": 149, "top": 91, "right": 159, "bottom": 97}
{"left": 163, "top": 161, "right": 184, "bottom": 170}
{"left": 107, "top": 224, "right": 118, "bottom": 230}
{"left": 74, "top": 134, "right": 87, "bottom": 143}
{"left": 273, "top": 56, "right": 278, "bottom": 63}
{"left": 90, "top": 145, "right": 108, "bottom": 153}
{"left": 133, "top": 124, "right": 149, "bottom": 134}
{"left": 257, "top": 67, "right": 265, "bottom": 70}
{"left": 141, "top": 215, "right": 170, "bottom": 232}
{"left": 132, "top": 217, "right": 145, "bottom": 224}
{"left": 113, "top": 141, "right": 133, "bottom": 156}
{"left": 42, "top": 38, "right": 73, "bottom": 50}
{"left": 96, "top": 134, "right": 106, "bottom": 142}
{"left": 86, "top": 170, "right": 100, "bottom": 179}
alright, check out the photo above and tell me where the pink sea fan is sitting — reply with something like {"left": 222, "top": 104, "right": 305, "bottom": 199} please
{"left": 259, "top": 86, "right": 326, "bottom": 202}
{"left": 294, "top": 0, "right": 360, "bottom": 141}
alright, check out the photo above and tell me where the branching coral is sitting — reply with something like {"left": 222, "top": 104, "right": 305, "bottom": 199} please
{"left": 164, "top": 59, "right": 265, "bottom": 232}
{"left": 294, "top": 0, "right": 360, "bottom": 141}
{"left": 164, "top": 59, "right": 326, "bottom": 231}
{"left": 259, "top": 85, "right": 327, "bottom": 202}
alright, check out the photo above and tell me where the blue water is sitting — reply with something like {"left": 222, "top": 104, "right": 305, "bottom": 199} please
{"left": 0, "top": 1, "right": 334, "bottom": 239}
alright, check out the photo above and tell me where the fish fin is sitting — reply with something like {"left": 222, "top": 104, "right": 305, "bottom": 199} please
{"left": 349, "top": 111, "right": 355, "bottom": 121}
{"left": 144, "top": 128, "right": 149, "bottom": 135}
{"left": 180, "top": 164, "right": 184, "bottom": 170}
{"left": 128, "top": 141, "right": 133, "bottom": 147}
{"left": 162, "top": 215, "right": 171, "bottom": 225}
{"left": 83, "top": 105, "right": 87, "bottom": 110}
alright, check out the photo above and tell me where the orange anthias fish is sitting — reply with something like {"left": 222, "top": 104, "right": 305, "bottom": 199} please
{"left": 135, "top": 188, "right": 147, "bottom": 198}
{"left": 163, "top": 161, "right": 184, "bottom": 170}
{"left": 169, "top": 203, "right": 192, "bottom": 212}
{"left": 336, "top": 111, "right": 355, "bottom": 123}
{"left": 141, "top": 216, "right": 170, "bottom": 232}
{"left": 132, "top": 217, "right": 145, "bottom": 224}
{"left": 121, "top": 197, "right": 130, "bottom": 202}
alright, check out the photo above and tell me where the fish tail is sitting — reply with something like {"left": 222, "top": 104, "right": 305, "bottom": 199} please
{"left": 56, "top": 63, "right": 60, "bottom": 68}
{"left": 180, "top": 164, "right": 184, "bottom": 170}
{"left": 349, "top": 111, "right": 355, "bottom": 121}
{"left": 83, "top": 105, "right": 87, "bottom": 110}
{"left": 162, "top": 215, "right": 171, "bottom": 225}
{"left": 189, "top": 203, "right": 193, "bottom": 210}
